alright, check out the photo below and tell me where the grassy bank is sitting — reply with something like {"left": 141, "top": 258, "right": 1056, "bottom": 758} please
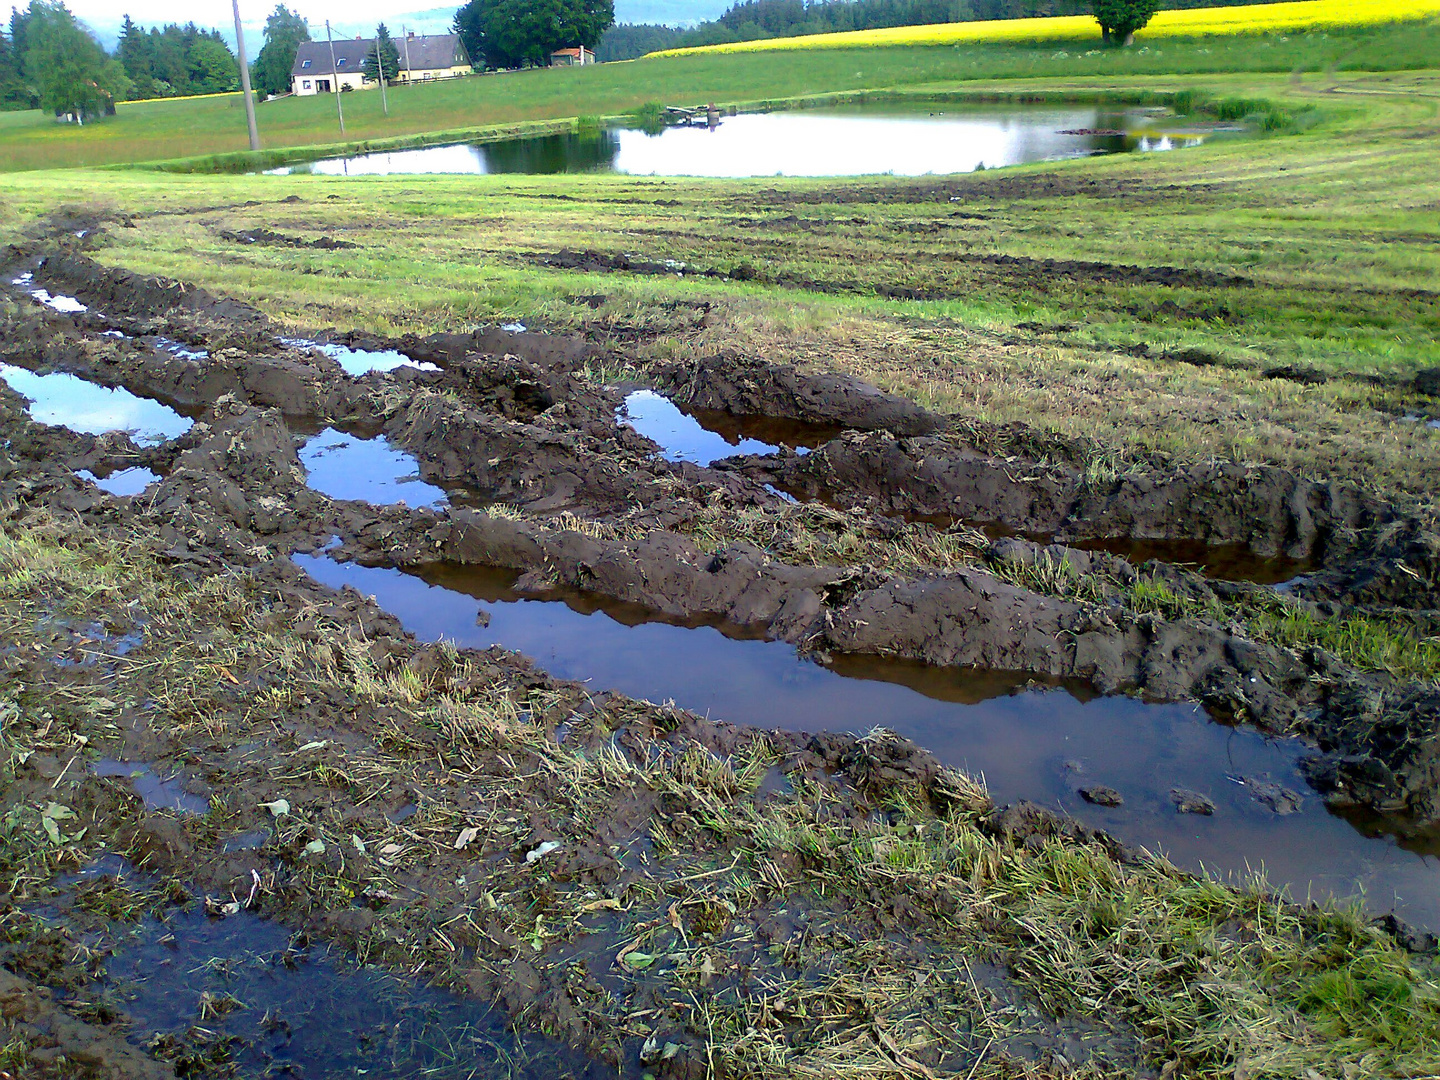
{"left": 0, "top": 17, "right": 1437, "bottom": 172}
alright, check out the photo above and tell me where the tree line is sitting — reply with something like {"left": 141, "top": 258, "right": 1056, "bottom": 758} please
{"left": 1, "top": 0, "right": 239, "bottom": 116}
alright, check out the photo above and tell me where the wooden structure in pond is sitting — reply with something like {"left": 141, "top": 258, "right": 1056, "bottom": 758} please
{"left": 663, "top": 104, "right": 737, "bottom": 128}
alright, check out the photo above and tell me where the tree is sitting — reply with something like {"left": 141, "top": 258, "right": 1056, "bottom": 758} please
{"left": 115, "top": 15, "right": 158, "bottom": 98}
{"left": 1091, "top": 0, "right": 1157, "bottom": 45}
{"left": 22, "top": 1, "right": 115, "bottom": 121}
{"left": 361, "top": 22, "right": 399, "bottom": 84}
{"left": 252, "top": 3, "right": 308, "bottom": 96}
{"left": 187, "top": 36, "right": 238, "bottom": 92}
{"left": 452, "top": 0, "right": 613, "bottom": 70}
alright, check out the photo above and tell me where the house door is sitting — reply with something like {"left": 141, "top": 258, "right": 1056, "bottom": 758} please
{"left": 317, "top": 79, "right": 332, "bottom": 92}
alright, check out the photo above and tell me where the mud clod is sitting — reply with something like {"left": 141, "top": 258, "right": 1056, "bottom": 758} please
{"left": 1171, "top": 789, "right": 1217, "bottom": 815}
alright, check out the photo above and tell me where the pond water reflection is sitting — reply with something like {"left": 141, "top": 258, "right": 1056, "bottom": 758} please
{"left": 264, "top": 105, "right": 1211, "bottom": 179}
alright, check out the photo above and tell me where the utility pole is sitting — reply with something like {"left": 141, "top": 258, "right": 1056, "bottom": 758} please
{"left": 401, "top": 26, "right": 412, "bottom": 87}
{"left": 231, "top": 0, "right": 260, "bottom": 150}
{"left": 374, "top": 33, "right": 389, "bottom": 116}
{"left": 325, "top": 20, "right": 344, "bottom": 136}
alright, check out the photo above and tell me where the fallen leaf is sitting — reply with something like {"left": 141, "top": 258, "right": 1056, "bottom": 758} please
{"left": 260, "top": 799, "right": 290, "bottom": 817}
{"left": 580, "top": 898, "right": 622, "bottom": 913}
{"left": 302, "top": 839, "right": 325, "bottom": 856}
{"left": 454, "top": 826, "right": 480, "bottom": 850}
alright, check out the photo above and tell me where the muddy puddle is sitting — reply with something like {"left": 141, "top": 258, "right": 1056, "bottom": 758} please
{"left": 76, "top": 466, "right": 160, "bottom": 496}
{"left": 0, "top": 363, "right": 192, "bottom": 445}
{"left": 1069, "top": 537, "right": 1315, "bottom": 585}
{"left": 10, "top": 270, "right": 88, "bottom": 313}
{"left": 153, "top": 336, "right": 208, "bottom": 361}
{"left": 37, "top": 861, "right": 606, "bottom": 1079}
{"left": 619, "top": 389, "right": 836, "bottom": 466}
{"left": 279, "top": 336, "right": 440, "bottom": 376}
{"left": 294, "top": 554, "right": 1440, "bottom": 930}
{"left": 92, "top": 760, "right": 210, "bottom": 814}
{"left": 299, "top": 428, "right": 449, "bottom": 508}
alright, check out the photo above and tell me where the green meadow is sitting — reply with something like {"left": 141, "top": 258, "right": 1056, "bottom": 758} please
{"left": 1, "top": 17, "right": 1438, "bottom": 171}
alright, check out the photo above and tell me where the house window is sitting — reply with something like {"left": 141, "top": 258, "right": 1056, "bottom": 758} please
{"left": 302, "top": 59, "right": 311, "bottom": 68}
{"left": 302, "top": 80, "right": 311, "bottom": 89}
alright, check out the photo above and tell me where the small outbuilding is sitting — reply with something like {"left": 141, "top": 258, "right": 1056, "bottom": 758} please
{"left": 549, "top": 47, "right": 595, "bottom": 67}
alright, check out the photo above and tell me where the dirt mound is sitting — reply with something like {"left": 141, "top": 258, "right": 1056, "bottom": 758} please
{"left": 31, "top": 251, "right": 269, "bottom": 331}
{"left": 219, "top": 227, "right": 357, "bottom": 249}
{"left": 652, "top": 353, "right": 944, "bottom": 436}
{"left": 748, "top": 430, "right": 1398, "bottom": 565}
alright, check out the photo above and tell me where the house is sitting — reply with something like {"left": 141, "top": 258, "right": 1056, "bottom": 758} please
{"left": 291, "top": 39, "right": 372, "bottom": 96}
{"left": 290, "top": 33, "right": 470, "bottom": 96}
{"left": 393, "top": 32, "right": 472, "bottom": 84}
{"left": 549, "top": 47, "right": 595, "bottom": 67}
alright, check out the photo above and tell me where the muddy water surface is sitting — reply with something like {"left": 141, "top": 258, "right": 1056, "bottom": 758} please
{"left": 92, "top": 760, "right": 210, "bottom": 815}
{"left": 620, "top": 390, "right": 837, "bottom": 465}
{"left": 295, "top": 555, "right": 1440, "bottom": 931}
{"left": 76, "top": 466, "right": 160, "bottom": 496}
{"left": 1070, "top": 537, "right": 1316, "bottom": 585}
{"left": 45, "top": 862, "right": 606, "bottom": 1079}
{"left": 0, "top": 363, "right": 192, "bottom": 445}
{"left": 280, "top": 336, "right": 441, "bottom": 376}
{"left": 299, "top": 428, "right": 449, "bottom": 508}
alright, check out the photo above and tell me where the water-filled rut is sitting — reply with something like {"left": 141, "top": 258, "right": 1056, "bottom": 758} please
{"left": 294, "top": 553, "right": 1440, "bottom": 932}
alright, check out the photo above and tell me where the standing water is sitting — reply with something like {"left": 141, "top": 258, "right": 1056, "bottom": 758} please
{"left": 293, "top": 554, "right": 1440, "bottom": 933}
{"left": 0, "top": 363, "right": 193, "bottom": 445}
{"left": 261, "top": 105, "right": 1214, "bottom": 178}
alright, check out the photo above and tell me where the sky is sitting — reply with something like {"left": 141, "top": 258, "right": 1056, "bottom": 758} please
{"left": 36, "top": 0, "right": 730, "bottom": 49}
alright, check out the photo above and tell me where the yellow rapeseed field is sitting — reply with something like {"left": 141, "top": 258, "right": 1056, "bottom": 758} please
{"left": 647, "top": 0, "right": 1440, "bottom": 56}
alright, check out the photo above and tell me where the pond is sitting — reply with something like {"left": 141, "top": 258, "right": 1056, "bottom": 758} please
{"left": 262, "top": 105, "right": 1213, "bottom": 179}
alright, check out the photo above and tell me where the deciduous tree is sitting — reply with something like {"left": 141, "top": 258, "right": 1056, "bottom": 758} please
{"left": 1091, "top": 0, "right": 1158, "bottom": 44}
{"left": 22, "top": 1, "right": 117, "bottom": 121}
{"left": 452, "top": 0, "right": 613, "bottom": 70}
{"left": 252, "top": 3, "right": 309, "bottom": 96}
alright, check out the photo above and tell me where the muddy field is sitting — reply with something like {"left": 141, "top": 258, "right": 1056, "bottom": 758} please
{"left": 1, "top": 214, "right": 1439, "bottom": 1078}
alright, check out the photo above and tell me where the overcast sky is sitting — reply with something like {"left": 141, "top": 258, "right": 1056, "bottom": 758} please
{"left": 36, "top": 1, "right": 458, "bottom": 46}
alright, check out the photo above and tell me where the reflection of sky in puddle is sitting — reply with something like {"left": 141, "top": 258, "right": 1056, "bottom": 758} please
{"left": 11, "top": 271, "right": 88, "bottom": 313}
{"left": 299, "top": 427, "right": 447, "bottom": 508}
{"left": 620, "top": 390, "right": 777, "bottom": 465}
{"left": 0, "top": 363, "right": 192, "bottom": 445}
{"left": 294, "top": 553, "right": 1440, "bottom": 931}
{"left": 260, "top": 106, "right": 1209, "bottom": 179}
{"left": 619, "top": 391, "right": 837, "bottom": 466}
{"left": 93, "top": 759, "right": 209, "bottom": 815}
{"left": 154, "top": 336, "right": 208, "bottom": 360}
{"left": 279, "top": 337, "right": 439, "bottom": 376}
{"left": 76, "top": 466, "right": 159, "bottom": 496}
